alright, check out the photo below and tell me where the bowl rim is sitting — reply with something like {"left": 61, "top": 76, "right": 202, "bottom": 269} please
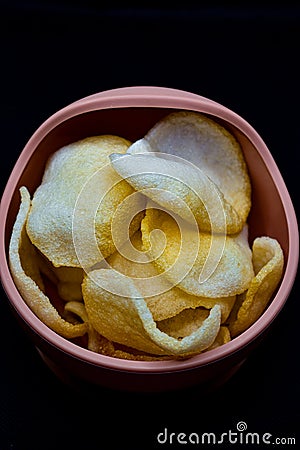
{"left": 0, "top": 86, "right": 298, "bottom": 373}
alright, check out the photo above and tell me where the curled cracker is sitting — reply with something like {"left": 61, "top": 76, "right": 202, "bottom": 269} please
{"left": 141, "top": 207, "right": 254, "bottom": 298}
{"left": 229, "top": 237, "right": 284, "bottom": 336}
{"left": 9, "top": 187, "right": 87, "bottom": 338}
{"left": 110, "top": 151, "right": 243, "bottom": 234}
{"left": 82, "top": 269, "right": 221, "bottom": 356}
{"left": 26, "top": 135, "right": 142, "bottom": 268}
{"left": 141, "top": 110, "right": 251, "bottom": 224}
{"left": 107, "top": 231, "right": 235, "bottom": 322}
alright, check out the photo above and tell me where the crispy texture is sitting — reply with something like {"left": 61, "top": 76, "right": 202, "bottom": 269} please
{"left": 107, "top": 231, "right": 236, "bottom": 322}
{"left": 158, "top": 311, "right": 231, "bottom": 350}
{"left": 157, "top": 308, "right": 210, "bottom": 338}
{"left": 141, "top": 207, "right": 254, "bottom": 298}
{"left": 9, "top": 187, "right": 87, "bottom": 338}
{"left": 85, "top": 324, "right": 170, "bottom": 360}
{"left": 141, "top": 110, "right": 251, "bottom": 225}
{"left": 26, "top": 135, "right": 142, "bottom": 268}
{"left": 110, "top": 151, "right": 243, "bottom": 234}
{"left": 82, "top": 269, "right": 221, "bottom": 356}
{"left": 207, "top": 326, "right": 231, "bottom": 350}
{"left": 229, "top": 237, "right": 284, "bottom": 336}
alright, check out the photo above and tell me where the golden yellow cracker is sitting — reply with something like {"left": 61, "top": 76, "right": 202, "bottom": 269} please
{"left": 36, "top": 255, "right": 84, "bottom": 302}
{"left": 229, "top": 237, "right": 284, "bottom": 336}
{"left": 157, "top": 308, "right": 209, "bottom": 338}
{"left": 57, "top": 282, "right": 83, "bottom": 302}
{"left": 9, "top": 187, "right": 87, "bottom": 338}
{"left": 86, "top": 323, "right": 169, "bottom": 360}
{"left": 87, "top": 326, "right": 116, "bottom": 355}
{"left": 141, "top": 207, "right": 254, "bottom": 298}
{"left": 52, "top": 267, "right": 84, "bottom": 301}
{"left": 64, "top": 301, "right": 88, "bottom": 322}
{"left": 63, "top": 301, "right": 118, "bottom": 356}
{"left": 109, "top": 150, "right": 244, "bottom": 234}
{"left": 157, "top": 311, "right": 231, "bottom": 351}
{"left": 141, "top": 110, "right": 251, "bottom": 225}
{"left": 53, "top": 266, "right": 84, "bottom": 283}
{"left": 207, "top": 326, "right": 231, "bottom": 350}
{"left": 26, "top": 135, "right": 143, "bottom": 268}
{"left": 107, "top": 231, "right": 236, "bottom": 322}
{"left": 82, "top": 268, "right": 221, "bottom": 356}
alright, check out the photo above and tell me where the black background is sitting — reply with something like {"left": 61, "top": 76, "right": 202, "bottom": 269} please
{"left": 0, "top": 2, "right": 299, "bottom": 449}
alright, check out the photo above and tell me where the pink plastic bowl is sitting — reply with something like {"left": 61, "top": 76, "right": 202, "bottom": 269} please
{"left": 0, "top": 86, "right": 298, "bottom": 392}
